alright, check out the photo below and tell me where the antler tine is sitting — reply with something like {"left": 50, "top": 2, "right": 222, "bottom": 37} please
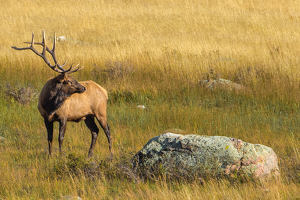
{"left": 55, "top": 62, "right": 67, "bottom": 72}
{"left": 64, "top": 64, "right": 74, "bottom": 72}
{"left": 41, "top": 31, "right": 46, "bottom": 56}
{"left": 67, "top": 64, "right": 82, "bottom": 74}
{"left": 57, "top": 60, "right": 67, "bottom": 69}
{"left": 52, "top": 32, "right": 56, "bottom": 52}
{"left": 62, "top": 63, "right": 82, "bottom": 74}
{"left": 12, "top": 32, "right": 44, "bottom": 59}
{"left": 31, "top": 32, "right": 34, "bottom": 47}
{"left": 11, "top": 32, "right": 35, "bottom": 51}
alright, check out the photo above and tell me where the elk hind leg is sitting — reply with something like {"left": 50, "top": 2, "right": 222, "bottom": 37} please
{"left": 84, "top": 116, "right": 99, "bottom": 157}
{"left": 95, "top": 114, "right": 112, "bottom": 159}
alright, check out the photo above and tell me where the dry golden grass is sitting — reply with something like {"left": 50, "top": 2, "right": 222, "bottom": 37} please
{"left": 0, "top": 0, "right": 299, "bottom": 199}
{"left": 2, "top": 0, "right": 300, "bottom": 77}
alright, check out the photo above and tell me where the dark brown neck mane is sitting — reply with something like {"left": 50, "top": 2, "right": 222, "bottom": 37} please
{"left": 42, "top": 86, "right": 71, "bottom": 115}
{"left": 40, "top": 75, "right": 70, "bottom": 115}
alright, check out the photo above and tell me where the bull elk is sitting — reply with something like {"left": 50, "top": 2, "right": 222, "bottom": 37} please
{"left": 12, "top": 32, "right": 112, "bottom": 158}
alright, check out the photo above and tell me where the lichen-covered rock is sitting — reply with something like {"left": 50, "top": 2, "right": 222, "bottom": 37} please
{"left": 133, "top": 133, "right": 279, "bottom": 180}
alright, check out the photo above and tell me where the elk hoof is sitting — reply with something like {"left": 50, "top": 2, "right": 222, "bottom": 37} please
{"left": 88, "top": 152, "right": 93, "bottom": 157}
{"left": 109, "top": 153, "right": 113, "bottom": 161}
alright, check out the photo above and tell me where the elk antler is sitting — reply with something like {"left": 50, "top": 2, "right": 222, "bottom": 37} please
{"left": 11, "top": 31, "right": 81, "bottom": 74}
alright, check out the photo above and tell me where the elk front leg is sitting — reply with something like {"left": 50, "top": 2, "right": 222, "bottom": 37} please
{"left": 58, "top": 119, "right": 67, "bottom": 154}
{"left": 44, "top": 118, "right": 53, "bottom": 156}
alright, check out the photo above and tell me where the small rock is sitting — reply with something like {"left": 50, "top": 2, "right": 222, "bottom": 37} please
{"left": 57, "top": 35, "right": 66, "bottom": 42}
{"left": 133, "top": 133, "right": 279, "bottom": 180}
{"left": 0, "top": 136, "right": 5, "bottom": 142}
{"left": 137, "top": 105, "right": 146, "bottom": 109}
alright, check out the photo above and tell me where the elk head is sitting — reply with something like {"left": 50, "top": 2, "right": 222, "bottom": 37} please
{"left": 53, "top": 73, "right": 86, "bottom": 96}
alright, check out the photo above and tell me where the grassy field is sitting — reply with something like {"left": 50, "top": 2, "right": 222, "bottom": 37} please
{"left": 0, "top": 0, "right": 299, "bottom": 199}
